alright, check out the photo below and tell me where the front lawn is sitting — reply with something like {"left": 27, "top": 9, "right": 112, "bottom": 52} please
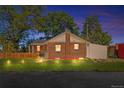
{"left": 0, "top": 58, "right": 124, "bottom": 72}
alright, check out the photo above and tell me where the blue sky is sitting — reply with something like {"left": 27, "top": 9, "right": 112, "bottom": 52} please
{"left": 47, "top": 5, "right": 124, "bottom": 44}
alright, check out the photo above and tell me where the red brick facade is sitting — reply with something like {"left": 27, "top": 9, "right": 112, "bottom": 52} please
{"left": 47, "top": 42, "right": 86, "bottom": 59}
{"left": 29, "top": 31, "right": 87, "bottom": 59}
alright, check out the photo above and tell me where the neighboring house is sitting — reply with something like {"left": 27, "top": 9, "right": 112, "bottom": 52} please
{"left": 117, "top": 43, "right": 124, "bottom": 59}
{"left": 108, "top": 43, "right": 124, "bottom": 59}
{"left": 29, "top": 29, "right": 108, "bottom": 59}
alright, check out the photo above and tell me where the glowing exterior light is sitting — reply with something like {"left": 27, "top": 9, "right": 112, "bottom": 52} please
{"left": 7, "top": 60, "right": 11, "bottom": 64}
{"left": 54, "top": 58, "right": 61, "bottom": 64}
{"left": 79, "top": 57, "right": 84, "bottom": 60}
{"left": 72, "top": 60, "right": 77, "bottom": 64}
{"left": 36, "top": 57, "right": 44, "bottom": 63}
{"left": 72, "top": 59, "right": 81, "bottom": 64}
{"left": 55, "top": 60, "right": 60, "bottom": 64}
{"left": 21, "top": 60, "right": 25, "bottom": 64}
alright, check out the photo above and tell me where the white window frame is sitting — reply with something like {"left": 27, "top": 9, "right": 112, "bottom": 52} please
{"left": 74, "top": 44, "right": 79, "bottom": 50}
{"left": 55, "top": 45, "right": 61, "bottom": 52}
{"left": 37, "top": 46, "right": 40, "bottom": 52}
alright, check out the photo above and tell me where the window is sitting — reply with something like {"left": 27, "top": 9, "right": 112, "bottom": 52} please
{"left": 74, "top": 44, "right": 79, "bottom": 50}
{"left": 55, "top": 45, "right": 61, "bottom": 52}
{"left": 37, "top": 46, "right": 40, "bottom": 52}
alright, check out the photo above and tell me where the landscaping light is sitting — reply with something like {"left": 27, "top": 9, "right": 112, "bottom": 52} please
{"left": 36, "top": 57, "right": 44, "bottom": 63}
{"left": 72, "top": 60, "right": 77, "bottom": 64}
{"left": 55, "top": 60, "right": 60, "bottom": 64}
{"left": 72, "top": 59, "right": 81, "bottom": 64}
{"left": 79, "top": 57, "right": 84, "bottom": 60}
{"left": 21, "top": 60, "right": 25, "bottom": 64}
{"left": 6, "top": 60, "right": 11, "bottom": 64}
{"left": 55, "top": 58, "right": 60, "bottom": 64}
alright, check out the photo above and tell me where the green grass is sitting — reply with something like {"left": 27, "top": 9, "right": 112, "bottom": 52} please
{"left": 0, "top": 58, "right": 124, "bottom": 72}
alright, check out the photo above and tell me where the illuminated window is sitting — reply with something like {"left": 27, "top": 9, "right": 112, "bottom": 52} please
{"left": 55, "top": 45, "right": 61, "bottom": 52}
{"left": 37, "top": 46, "right": 40, "bottom": 51}
{"left": 74, "top": 44, "right": 79, "bottom": 50}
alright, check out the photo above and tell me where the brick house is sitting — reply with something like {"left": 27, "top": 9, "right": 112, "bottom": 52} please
{"left": 29, "top": 29, "right": 107, "bottom": 59}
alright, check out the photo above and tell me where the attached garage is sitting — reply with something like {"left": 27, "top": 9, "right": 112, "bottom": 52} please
{"left": 86, "top": 43, "right": 108, "bottom": 59}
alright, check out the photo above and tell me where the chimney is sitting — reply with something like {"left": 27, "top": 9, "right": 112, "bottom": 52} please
{"left": 65, "top": 32, "right": 70, "bottom": 44}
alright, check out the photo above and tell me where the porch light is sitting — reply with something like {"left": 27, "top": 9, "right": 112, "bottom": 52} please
{"left": 6, "top": 60, "right": 11, "bottom": 64}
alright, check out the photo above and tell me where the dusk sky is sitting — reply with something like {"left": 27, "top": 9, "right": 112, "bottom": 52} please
{"left": 47, "top": 5, "right": 124, "bottom": 44}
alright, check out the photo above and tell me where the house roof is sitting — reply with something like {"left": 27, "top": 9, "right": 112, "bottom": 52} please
{"left": 30, "top": 29, "right": 89, "bottom": 45}
{"left": 30, "top": 40, "right": 46, "bottom": 45}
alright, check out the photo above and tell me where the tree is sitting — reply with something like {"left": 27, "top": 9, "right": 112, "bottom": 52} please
{"left": 0, "top": 6, "right": 44, "bottom": 52}
{"left": 40, "top": 12, "right": 79, "bottom": 39}
{"left": 81, "top": 16, "right": 112, "bottom": 45}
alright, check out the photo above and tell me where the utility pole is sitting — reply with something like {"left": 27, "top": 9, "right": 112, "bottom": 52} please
{"left": 86, "top": 23, "right": 89, "bottom": 40}
{"left": 86, "top": 22, "right": 88, "bottom": 58}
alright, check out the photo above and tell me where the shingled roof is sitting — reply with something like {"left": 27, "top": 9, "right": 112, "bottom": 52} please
{"left": 30, "top": 29, "right": 89, "bottom": 45}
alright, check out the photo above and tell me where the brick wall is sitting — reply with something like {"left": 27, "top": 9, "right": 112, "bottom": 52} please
{"left": 47, "top": 32, "right": 86, "bottom": 59}
{"left": 47, "top": 42, "right": 66, "bottom": 59}
{"left": 29, "top": 32, "right": 87, "bottom": 59}
{"left": 47, "top": 42, "right": 86, "bottom": 59}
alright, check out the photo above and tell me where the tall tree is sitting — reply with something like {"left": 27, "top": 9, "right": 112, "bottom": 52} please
{"left": 0, "top": 5, "right": 44, "bottom": 52}
{"left": 40, "top": 12, "right": 79, "bottom": 39}
{"left": 81, "top": 16, "right": 112, "bottom": 45}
